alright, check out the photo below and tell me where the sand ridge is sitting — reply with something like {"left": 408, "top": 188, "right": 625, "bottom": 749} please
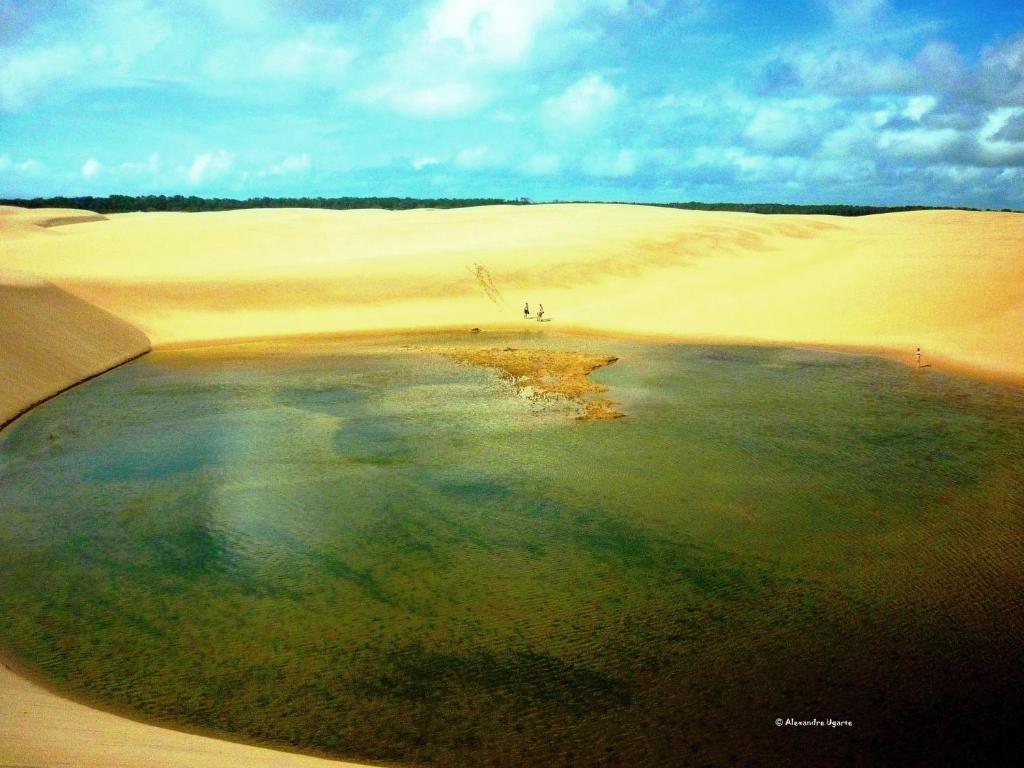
{"left": 0, "top": 281, "right": 150, "bottom": 429}
{"left": 0, "top": 205, "right": 108, "bottom": 236}
{"left": 1, "top": 204, "right": 1021, "bottom": 381}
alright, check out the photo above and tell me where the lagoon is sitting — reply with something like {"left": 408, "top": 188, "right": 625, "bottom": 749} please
{"left": 1, "top": 332, "right": 1022, "bottom": 766}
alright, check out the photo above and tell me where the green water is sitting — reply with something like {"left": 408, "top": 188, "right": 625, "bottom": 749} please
{"left": 1, "top": 332, "right": 1022, "bottom": 766}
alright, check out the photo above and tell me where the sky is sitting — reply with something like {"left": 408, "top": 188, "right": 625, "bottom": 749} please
{"left": 1, "top": 0, "right": 1023, "bottom": 206}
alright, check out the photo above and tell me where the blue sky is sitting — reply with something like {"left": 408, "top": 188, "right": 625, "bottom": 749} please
{"left": 1, "top": 0, "right": 1023, "bottom": 206}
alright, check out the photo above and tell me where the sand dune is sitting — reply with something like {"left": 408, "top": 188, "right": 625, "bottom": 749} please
{"left": 1, "top": 203, "right": 1023, "bottom": 767}
{"left": 0, "top": 276, "right": 149, "bottom": 428}
{"left": 0, "top": 205, "right": 108, "bottom": 235}
{"left": 2, "top": 204, "right": 1022, "bottom": 380}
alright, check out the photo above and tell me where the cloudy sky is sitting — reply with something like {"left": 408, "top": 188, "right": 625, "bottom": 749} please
{"left": 1, "top": 0, "right": 1023, "bottom": 206}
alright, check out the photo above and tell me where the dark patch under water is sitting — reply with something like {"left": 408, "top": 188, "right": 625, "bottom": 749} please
{"left": 1, "top": 333, "right": 1022, "bottom": 767}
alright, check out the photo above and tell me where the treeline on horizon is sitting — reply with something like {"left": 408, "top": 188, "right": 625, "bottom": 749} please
{"left": 0, "top": 194, "right": 1014, "bottom": 216}
{"left": 0, "top": 195, "right": 527, "bottom": 213}
{"left": 655, "top": 202, "right": 991, "bottom": 215}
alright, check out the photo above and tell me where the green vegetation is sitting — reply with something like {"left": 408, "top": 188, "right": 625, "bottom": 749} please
{"left": 0, "top": 194, "right": 529, "bottom": 213}
{"left": 655, "top": 201, "right": 981, "bottom": 215}
{"left": 2, "top": 194, "right": 1015, "bottom": 215}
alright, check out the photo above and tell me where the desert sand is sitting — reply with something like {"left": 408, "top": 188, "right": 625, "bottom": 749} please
{"left": 1, "top": 202, "right": 1023, "bottom": 767}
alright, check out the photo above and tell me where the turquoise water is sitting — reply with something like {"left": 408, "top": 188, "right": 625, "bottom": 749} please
{"left": 1, "top": 332, "right": 1022, "bottom": 766}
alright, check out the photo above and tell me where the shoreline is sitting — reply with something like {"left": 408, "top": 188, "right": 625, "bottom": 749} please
{"left": 0, "top": 349, "right": 150, "bottom": 433}
{"left": 149, "top": 324, "right": 1024, "bottom": 391}
{"left": 0, "top": 660, "right": 382, "bottom": 768}
{"left": 555, "top": 324, "right": 1024, "bottom": 389}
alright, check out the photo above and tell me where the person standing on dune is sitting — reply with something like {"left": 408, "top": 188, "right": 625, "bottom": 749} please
{"left": 916, "top": 347, "right": 922, "bottom": 368}
{"left": 538, "top": 304, "right": 545, "bottom": 321}
{"left": 524, "top": 302, "right": 530, "bottom": 319}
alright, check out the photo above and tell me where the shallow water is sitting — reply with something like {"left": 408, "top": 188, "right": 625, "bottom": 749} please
{"left": 1, "top": 332, "right": 1022, "bottom": 766}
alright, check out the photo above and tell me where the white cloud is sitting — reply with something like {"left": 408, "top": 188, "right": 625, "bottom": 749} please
{"left": 241, "top": 153, "right": 313, "bottom": 182}
{"left": 689, "top": 143, "right": 878, "bottom": 189}
{"left": 808, "top": 156, "right": 877, "bottom": 184}
{"left": 585, "top": 148, "right": 637, "bottom": 177}
{"left": 744, "top": 98, "right": 837, "bottom": 152}
{"left": 655, "top": 87, "right": 755, "bottom": 117}
{"left": 95, "top": 0, "right": 172, "bottom": 69}
{"left": 0, "top": 44, "right": 82, "bottom": 111}
{"left": 359, "top": 81, "right": 486, "bottom": 117}
{"left": 977, "top": 32, "right": 1024, "bottom": 105}
{"left": 979, "top": 108, "right": 1021, "bottom": 143}
{"left": 424, "top": 0, "right": 557, "bottom": 66}
{"left": 876, "top": 127, "right": 960, "bottom": 159}
{"left": 523, "top": 152, "right": 561, "bottom": 175}
{"left": 5, "top": 158, "right": 44, "bottom": 175}
{"left": 364, "top": 0, "right": 629, "bottom": 121}
{"left": 818, "top": 113, "right": 882, "bottom": 158}
{"left": 0, "top": 2, "right": 172, "bottom": 112}
{"left": 412, "top": 156, "right": 442, "bottom": 170}
{"left": 993, "top": 114, "right": 1024, "bottom": 143}
{"left": 81, "top": 158, "right": 101, "bottom": 178}
{"left": 0, "top": 154, "right": 10, "bottom": 172}
{"left": 927, "top": 165, "right": 984, "bottom": 185}
{"left": 418, "top": 0, "right": 642, "bottom": 68}
{"left": 368, "top": 0, "right": 644, "bottom": 127}
{"left": 694, "top": 146, "right": 766, "bottom": 174}
{"left": 268, "top": 153, "right": 311, "bottom": 175}
{"left": 914, "top": 41, "right": 966, "bottom": 86}
{"left": 206, "top": 28, "right": 355, "bottom": 81}
{"left": 977, "top": 108, "right": 1024, "bottom": 165}
{"left": 187, "top": 150, "right": 233, "bottom": 185}
{"left": 266, "top": 37, "right": 353, "bottom": 77}
{"left": 455, "top": 145, "right": 491, "bottom": 169}
{"left": 544, "top": 74, "right": 621, "bottom": 129}
{"left": 745, "top": 108, "right": 799, "bottom": 150}
{"left": 766, "top": 47, "right": 918, "bottom": 95}
{"left": 902, "top": 95, "right": 936, "bottom": 122}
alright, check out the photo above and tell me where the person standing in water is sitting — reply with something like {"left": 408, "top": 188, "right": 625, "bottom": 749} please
{"left": 524, "top": 302, "right": 530, "bottom": 319}
{"left": 916, "top": 347, "right": 922, "bottom": 368}
{"left": 537, "top": 304, "right": 545, "bottom": 321}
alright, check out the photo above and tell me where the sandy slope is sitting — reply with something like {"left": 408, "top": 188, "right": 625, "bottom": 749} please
{"left": 0, "top": 664, "right": 368, "bottom": 768}
{"left": 0, "top": 276, "right": 149, "bottom": 428}
{"left": 1, "top": 203, "right": 1023, "bottom": 767}
{"left": 2, "top": 204, "right": 1022, "bottom": 379}
{"left": 0, "top": 205, "right": 107, "bottom": 233}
